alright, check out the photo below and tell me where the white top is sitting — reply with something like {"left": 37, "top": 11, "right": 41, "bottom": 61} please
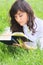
{"left": 23, "top": 17, "right": 43, "bottom": 49}
{"left": 0, "top": 17, "right": 43, "bottom": 49}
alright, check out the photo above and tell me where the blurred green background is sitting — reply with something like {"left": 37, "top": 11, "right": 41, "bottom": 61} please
{"left": 0, "top": 0, "right": 43, "bottom": 65}
{"left": 0, "top": 0, "right": 43, "bottom": 33}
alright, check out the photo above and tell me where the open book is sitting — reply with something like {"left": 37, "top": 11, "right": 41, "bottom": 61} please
{"left": 0, "top": 32, "right": 33, "bottom": 44}
{"left": 12, "top": 32, "right": 33, "bottom": 43}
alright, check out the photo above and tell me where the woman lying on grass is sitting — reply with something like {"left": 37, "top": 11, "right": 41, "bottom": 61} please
{"left": 9, "top": 0, "right": 43, "bottom": 49}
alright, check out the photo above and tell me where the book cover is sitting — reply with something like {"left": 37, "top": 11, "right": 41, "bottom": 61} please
{"left": 0, "top": 32, "right": 33, "bottom": 44}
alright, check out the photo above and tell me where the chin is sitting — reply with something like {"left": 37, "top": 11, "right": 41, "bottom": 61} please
{"left": 20, "top": 24, "right": 24, "bottom": 26}
{"left": 20, "top": 23, "right": 25, "bottom": 26}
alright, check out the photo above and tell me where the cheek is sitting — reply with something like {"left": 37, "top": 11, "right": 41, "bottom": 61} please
{"left": 23, "top": 15, "right": 28, "bottom": 22}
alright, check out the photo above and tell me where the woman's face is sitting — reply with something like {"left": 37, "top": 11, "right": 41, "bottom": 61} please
{"left": 14, "top": 10, "right": 28, "bottom": 26}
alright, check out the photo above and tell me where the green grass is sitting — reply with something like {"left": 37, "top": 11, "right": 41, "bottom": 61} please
{"left": 28, "top": 0, "right": 43, "bottom": 19}
{"left": 0, "top": 43, "right": 43, "bottom": 65}
{"left": 0, "top": 0, "right": 43, "bottom": 65}
{"left": 0, "top": 0, "right": 15, "bottom": 34}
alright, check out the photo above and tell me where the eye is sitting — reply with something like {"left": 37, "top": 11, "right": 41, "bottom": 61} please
{"left": 19, "top": 14, "right": 23, "bottom": 17}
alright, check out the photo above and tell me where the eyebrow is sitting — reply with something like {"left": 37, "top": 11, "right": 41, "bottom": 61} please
{"left": 15, "top": 13, "right": 23, "bottom": 17}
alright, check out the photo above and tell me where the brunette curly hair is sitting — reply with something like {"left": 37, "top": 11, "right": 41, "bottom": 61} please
{"left": 9, "top": 0, "right": 35, "bottom": 34}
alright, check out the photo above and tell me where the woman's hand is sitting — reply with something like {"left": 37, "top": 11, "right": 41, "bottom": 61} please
{"left": 13, "top": 42, "right": 36, "bottom": 50}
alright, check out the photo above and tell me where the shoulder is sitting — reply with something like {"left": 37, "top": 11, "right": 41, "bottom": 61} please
{"left": 35, "top": 17, "right": 43, "bottom": 37}
{"left": 34, "top": 17, "right": 43, "bottom": 29}
{"left": 35, "top": 17, "right": 43, "bottom": 25}
{"left": 35, "top": 17, "right": 43, "bottom": 23}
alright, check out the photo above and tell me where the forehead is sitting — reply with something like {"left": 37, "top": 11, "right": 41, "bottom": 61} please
{"left": 15, "top": 10, "right": 24, "bottom": 16}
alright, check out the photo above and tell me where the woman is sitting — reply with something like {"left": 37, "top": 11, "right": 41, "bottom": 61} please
{"left": 9, "top": 0, "right": 43, "bottom": 49}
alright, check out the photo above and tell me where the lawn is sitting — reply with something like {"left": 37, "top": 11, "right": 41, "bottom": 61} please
{"left": 0, "top": 0, "right": 43, "bottom": 65}
{"left": 0, "top": 43, "right": 43, "bottom": 65}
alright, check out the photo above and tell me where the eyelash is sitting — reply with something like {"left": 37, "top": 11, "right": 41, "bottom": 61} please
{"left": 19, "top": 15, "right": 23, "bottom": 17}
{"left": 15, "top": 14, "right": 23, "bottom": 18}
